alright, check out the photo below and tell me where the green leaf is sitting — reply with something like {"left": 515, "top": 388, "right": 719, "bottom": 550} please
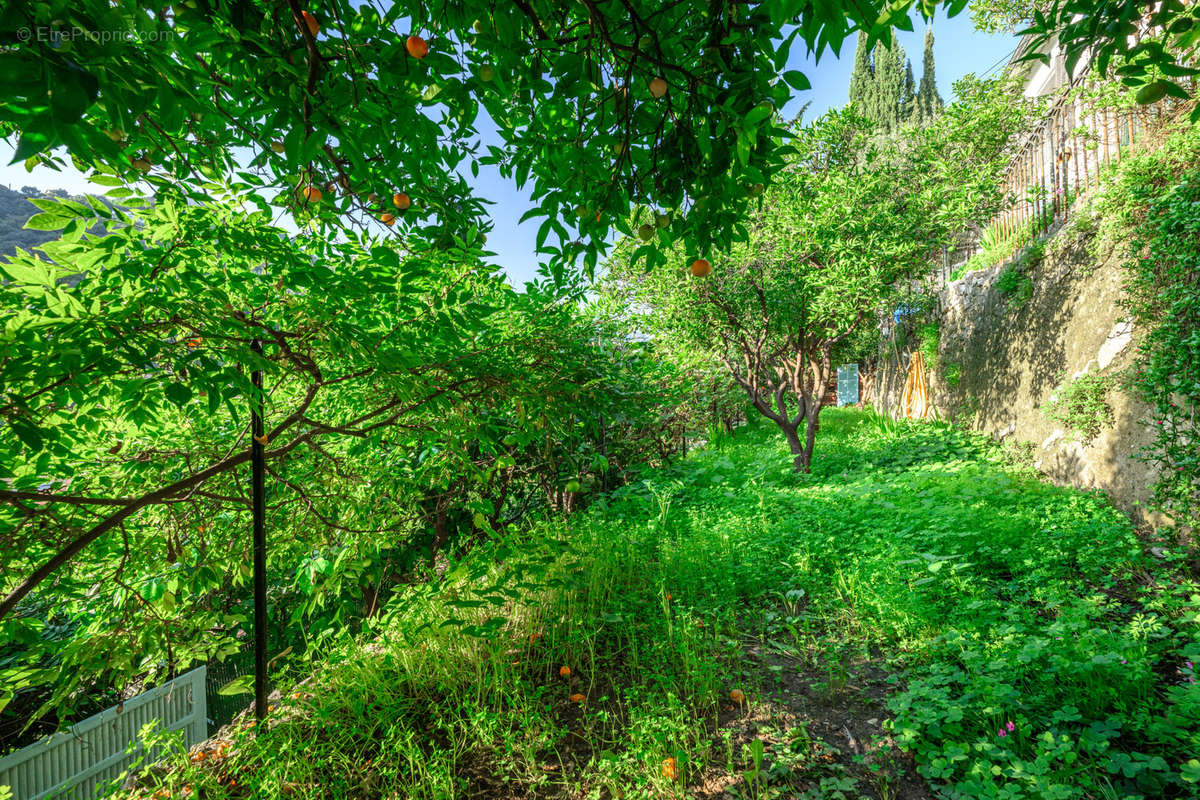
{"left": 165, "top": 382, "right": 193, "bottom": 406}
{"left": 10, "top": 130, "right": 53, "bottom": 164}
{"left": 218, "top": 675, "right": 255, "bottom": 696}
{"left": 744, "top": 103, "right": 774, "bottom": 128}
{"left": 141, "top": 577, "right": 166, "bottom": 603}
{"left": 24, "top": 213, "right": 70, "bottom": 231}
{"left": 1135, "top": 81, "right": 1169, "bottom": 104}
{"left": 9, "top": 419, "right": 44, "bottom": 453}
{"left": 50, "top": 65, "right": 99, "bottom": 124}
{"left": 782, "top": 71, "right": 812, "bottom": 92}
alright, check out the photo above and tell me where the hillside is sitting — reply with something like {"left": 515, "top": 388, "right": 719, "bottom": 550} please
{"left": 0, "top": 184, "right": 112, "bottom": 259}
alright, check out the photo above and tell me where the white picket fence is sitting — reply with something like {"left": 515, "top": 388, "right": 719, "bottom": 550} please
{"left": 0, "top": 666, "right": 207, "bottom": 800}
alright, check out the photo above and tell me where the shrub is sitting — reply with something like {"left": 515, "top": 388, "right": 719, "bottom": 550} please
{"left": 918, "top": 322, "right": 940, "bottom": 373}
{"left": 1044, "top": 373, "right": 1115, "bottom": 442}
{"left": 943, "top": 362, "right": 962, "bottom": 389}
{"left": 995, "top": 262, "right": 1034, "bottom": 303}
{"left": 1022, "top": 237, "right": 1046, "bottom": 268}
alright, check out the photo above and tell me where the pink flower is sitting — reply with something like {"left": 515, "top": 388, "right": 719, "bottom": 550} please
{"left": 1006, "top": 721, "right": 1015, "bottom": 732}
{"left": 999, "top": 729, "right": 1007, "bottom": 738}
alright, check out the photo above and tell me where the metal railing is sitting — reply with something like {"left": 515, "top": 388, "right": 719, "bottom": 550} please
{"left": 939, "top": 60, "right": 1196, "bottom": 285}
{"left": 994, "top": 82, "right": 1167, "bottom": 243}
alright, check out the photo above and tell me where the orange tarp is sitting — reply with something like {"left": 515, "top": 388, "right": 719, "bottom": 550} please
{"left": 901, "top": 351, "right": 932, "bottom": 420}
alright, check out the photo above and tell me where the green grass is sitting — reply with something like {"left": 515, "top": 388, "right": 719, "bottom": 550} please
{"left": 115, "top": 410, "right": 1200, "bottom": 800}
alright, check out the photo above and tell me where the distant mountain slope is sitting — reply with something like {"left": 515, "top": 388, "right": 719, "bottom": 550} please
{"left": 0, "top": 184, "right": 114, "bottom": 260}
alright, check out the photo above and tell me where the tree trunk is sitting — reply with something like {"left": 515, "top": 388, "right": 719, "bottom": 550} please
{"left": 779, "top": 421, "right": 810, "bottom": 473}
{"left": 361, "top": 582, "right": 380, "bottom": 618}
{"left": 802, "top": 404, "right": 821, "bottom": 469}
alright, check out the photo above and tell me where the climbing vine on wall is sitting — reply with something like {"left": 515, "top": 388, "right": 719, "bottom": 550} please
{"left": 1099, "top": 121, "right": 1200, "bottom": 530}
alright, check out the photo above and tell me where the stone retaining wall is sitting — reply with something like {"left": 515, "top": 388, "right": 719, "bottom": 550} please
{"left": 875, "top": 226, "right": 1165, "bottom": 526}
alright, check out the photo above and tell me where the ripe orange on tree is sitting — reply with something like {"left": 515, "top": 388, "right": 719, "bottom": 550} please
{"left": 690, "top": 258, "right": 711, "bottom": 277}
{"left": 380, "top": 213, "right": 396, "bottom": 226}
{"left": 393, "top": 192, "right": 411, "bottom": 210}
{"left": 406, "top": 35, "right": 429, "bottom": 59}
{"left": 302, "top": 184, "right": 323, "bottom": 202}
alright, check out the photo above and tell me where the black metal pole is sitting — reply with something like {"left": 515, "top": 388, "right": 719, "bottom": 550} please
{"left": 250, "top": 338, "right": 268, "bottom": 723}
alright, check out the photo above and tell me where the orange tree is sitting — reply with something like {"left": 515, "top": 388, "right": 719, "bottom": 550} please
{"left": 2, "top": 0, "right": 1195, "bottom": 269}
{"left": 0, "top": 194, "right": 701, "bottom": 733}
{"left": 2, "top": 0, "right": 810, "bottom": 277}
{"left": 603, "top": 92, "right": 1034, "bottom": 472}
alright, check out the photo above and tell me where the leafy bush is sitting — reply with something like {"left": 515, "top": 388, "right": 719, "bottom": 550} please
{"left": 995, "top": 262, "right": 1034, "bottom": 302}
{"left": 954, "top": 221, "right": 1049, "bottom": 283}
{"left": 1044, "top": 373, "right": 1115, "bottom": 442}
{"left": 918, "top": 322, "right": 940, "bottom": 373}
{"left": 943, "top": 362, "right": 962, "bottom": 389}
{"left": 0, "top": 197, "right": 734, "bottom": 746}
{"left": 1022, "top": 237, "right": 1047, "bottom": 267}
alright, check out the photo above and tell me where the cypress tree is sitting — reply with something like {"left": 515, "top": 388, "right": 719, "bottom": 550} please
{"left": 848, "top": 32, "right": 874, "bottom": 113}
{"left": 902, "top": 58, "right": 916, "bottom": 124}
{"left": 846, "top": 27, "right": 943, "bottom": 133}
{"left": 872, "top": 39, "right": 906, "bottom": 133}
{"left": 916, "top": 28, "right": 944, "bottom": 126}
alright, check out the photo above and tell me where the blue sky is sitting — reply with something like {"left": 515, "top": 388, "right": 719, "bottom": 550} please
{"left": 1, "top": 9, "right": 1020, "bottom": 287}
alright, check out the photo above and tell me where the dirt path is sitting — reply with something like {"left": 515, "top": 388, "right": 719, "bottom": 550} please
{"left": 688, "top": 642, "right": 934, "bottom": 800}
